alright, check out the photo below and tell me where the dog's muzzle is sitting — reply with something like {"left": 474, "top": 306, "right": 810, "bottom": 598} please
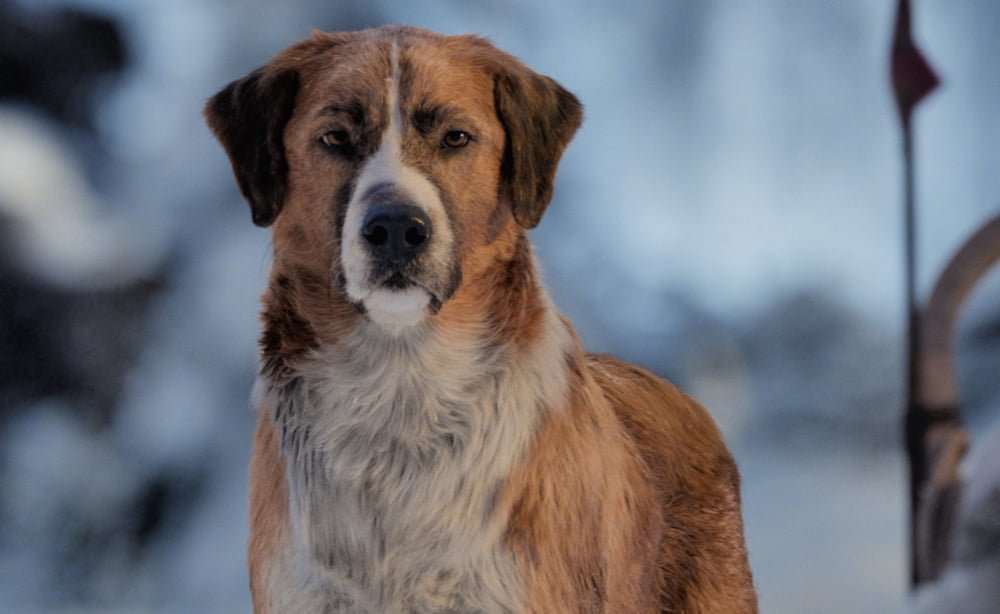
{"left": 340, "top": 178, "right": 459, "bottom": 329}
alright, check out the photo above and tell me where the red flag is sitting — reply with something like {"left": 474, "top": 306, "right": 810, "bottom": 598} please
{"left": 891, "top": 0, "right": 940, "bottom": 127}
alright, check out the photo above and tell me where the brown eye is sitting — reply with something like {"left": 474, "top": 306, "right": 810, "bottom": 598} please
{"left": 442, "top": 130, "right": 470, "bottom": 149}
{"left": 320, "top": 130, "right": 350, "bottom": 149}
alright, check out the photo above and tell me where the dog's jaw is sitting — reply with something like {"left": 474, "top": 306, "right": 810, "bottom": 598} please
{"left": 362, "top": 286, "right": 431, "bottom": 332}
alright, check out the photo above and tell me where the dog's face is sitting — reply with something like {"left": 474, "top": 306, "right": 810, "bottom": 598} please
{"left": 206, "top": 27, "right": 581, "bottom": 332}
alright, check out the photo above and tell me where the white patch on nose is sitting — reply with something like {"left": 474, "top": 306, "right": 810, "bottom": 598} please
{"left": 339, "top": 40, "right": 455, "bottom": 330}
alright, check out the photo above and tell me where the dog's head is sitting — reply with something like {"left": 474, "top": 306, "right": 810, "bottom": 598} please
{"left": 205, "top": 26, "right": 581, "bottom": 332}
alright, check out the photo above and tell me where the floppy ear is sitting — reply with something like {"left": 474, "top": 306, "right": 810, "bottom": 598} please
{"left": 204, "top": 68, "right": 299, "bottom": 227}
{"left": 494, "top": 66, "right": 583, "bottom": 229}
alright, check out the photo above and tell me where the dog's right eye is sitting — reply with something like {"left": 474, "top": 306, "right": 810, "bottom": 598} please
{"left": 442, "top": 130, "right": 471, "bottom": 149}
{"left": 319, "top": 130, "right": 351, "bottom": 150}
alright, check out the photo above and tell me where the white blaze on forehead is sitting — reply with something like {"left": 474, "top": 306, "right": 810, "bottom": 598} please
{"left": 340, "top": 39, "right": 456, "bottom": 327}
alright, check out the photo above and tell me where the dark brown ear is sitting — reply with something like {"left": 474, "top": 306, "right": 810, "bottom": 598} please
{"left": 494, "top": 67, "right": 582, "bottom": 229}
{"left": 204, "top": 68, "right": 299, "bottom": 227}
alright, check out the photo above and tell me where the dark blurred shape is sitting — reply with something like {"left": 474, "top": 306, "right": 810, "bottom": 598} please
{"left": 130, "top": 469, "right": 205, "bottom": 551}
{"left": 962, "top": 313, "right": 1000, "bottom": 427}
{"left": 0, "top": 0, "right": 127, "bottom": 129}
{"left": 737, "top": 289, "right": 896, "bottom": 443}
{"left": 890, "top": 0, "right": 939, "bottom": 128}
{"left": 0, "top": 249, "right": 163, "bottom": 427}
{"left": 969, "top": 314, "right": 1000, "bottom": 342}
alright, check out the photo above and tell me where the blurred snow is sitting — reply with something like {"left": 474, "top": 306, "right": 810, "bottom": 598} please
{"left": 739, "top": 439, "right": 907, "bottom": 613}
{"left": 1, "top": 1, "right": 998, "bottom": 613}
{"left": 0, "top": 108, "right": 157, "bottom": 288}
{"left": 0, "top": 402, "right": 140, "bottom": 607}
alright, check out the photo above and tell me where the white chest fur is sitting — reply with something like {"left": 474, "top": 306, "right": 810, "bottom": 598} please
{"left": 257, "top": 314, "right": 571, "bottom": 613}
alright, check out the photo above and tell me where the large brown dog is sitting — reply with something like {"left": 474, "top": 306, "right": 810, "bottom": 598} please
{"left": 205, "top": 25, "right": 756, "bottom": 614}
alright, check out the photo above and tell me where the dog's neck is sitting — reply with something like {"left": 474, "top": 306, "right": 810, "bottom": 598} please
{"left": 254, "top": 244, "right": 576, "bottom": 611}
{"left": 261, "top": 282, "right": 574, "bottom": 486}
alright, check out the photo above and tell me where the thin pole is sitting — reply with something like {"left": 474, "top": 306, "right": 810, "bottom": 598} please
{"left": 903, "top": 123, "right": 917, "bottom": 400}
{"left": 901, "top": 117, "right": 922, "bottom": 587}
{"left": 889, "top": 0, "right": 938, "bottom": 587}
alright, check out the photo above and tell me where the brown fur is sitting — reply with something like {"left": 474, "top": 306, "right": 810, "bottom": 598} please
{"left": 501, "top": 346, "right": 663, "bottom": 613}
{"left": 207, "top": 25, "right": 756, "bottom": 613}
{"left": 498, "top": 332, "right": 756, "bottom": 613}
{"left": 588, "top": 355, "right": 757, "bottom": 613}
{"left": 248, "top": 403, "right": 290, "bottom": 613}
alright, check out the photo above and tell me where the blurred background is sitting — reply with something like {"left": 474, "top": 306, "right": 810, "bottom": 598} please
{"left": 0, "top": 0, "right": 997, "bottom": 612}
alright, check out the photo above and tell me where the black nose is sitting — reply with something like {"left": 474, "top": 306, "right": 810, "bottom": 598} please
{"left": 361, "top": 203, "right": 432, "bottom": 262}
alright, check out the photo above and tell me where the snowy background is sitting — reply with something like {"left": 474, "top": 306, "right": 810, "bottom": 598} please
{"left": 1, "top": 1, "right": 998, "bottom": 612}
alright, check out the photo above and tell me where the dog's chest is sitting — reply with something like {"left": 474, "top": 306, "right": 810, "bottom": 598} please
{"left": 265, "top": 331, "right": 556, "bottom": 613}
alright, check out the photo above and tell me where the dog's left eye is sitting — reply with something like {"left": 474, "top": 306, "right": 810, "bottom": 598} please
{"left": 442, "top": 130, "right": 470, "bottom": 149}
{"left": 320, "top": 130, "right": 351, "bottom": 149}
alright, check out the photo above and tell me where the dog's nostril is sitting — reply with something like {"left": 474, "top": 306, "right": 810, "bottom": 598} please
{"left": 404, "top": 224, "right": 427, "bottom": 247}
{"left": 364, "top": 224, "right": 390, "bottom": 246}
{"left": 361, "top": 203, "right": 432, "bottom": 259}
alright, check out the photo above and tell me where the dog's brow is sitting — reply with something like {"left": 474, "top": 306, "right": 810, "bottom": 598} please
{"left": 411, "top": 104, "right": 471, "bottom": 132}
{"left": 318, "top": 102, "right": 366, "bottom": 124}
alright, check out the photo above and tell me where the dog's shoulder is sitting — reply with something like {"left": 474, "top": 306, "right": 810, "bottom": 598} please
{"left": 585, "top": 353, "right": 735, "bottom": 478}
{"left": 585, "top": 353, "right": 757, "bottom": 612}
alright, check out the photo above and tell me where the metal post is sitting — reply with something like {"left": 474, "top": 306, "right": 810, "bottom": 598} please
{"left": 889, "top": 0, "right": 939, "bottom": 587}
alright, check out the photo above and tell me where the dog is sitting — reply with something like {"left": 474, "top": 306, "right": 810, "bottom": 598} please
{"left": 205, "top": 25, "right": 756, "bottom": 614}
